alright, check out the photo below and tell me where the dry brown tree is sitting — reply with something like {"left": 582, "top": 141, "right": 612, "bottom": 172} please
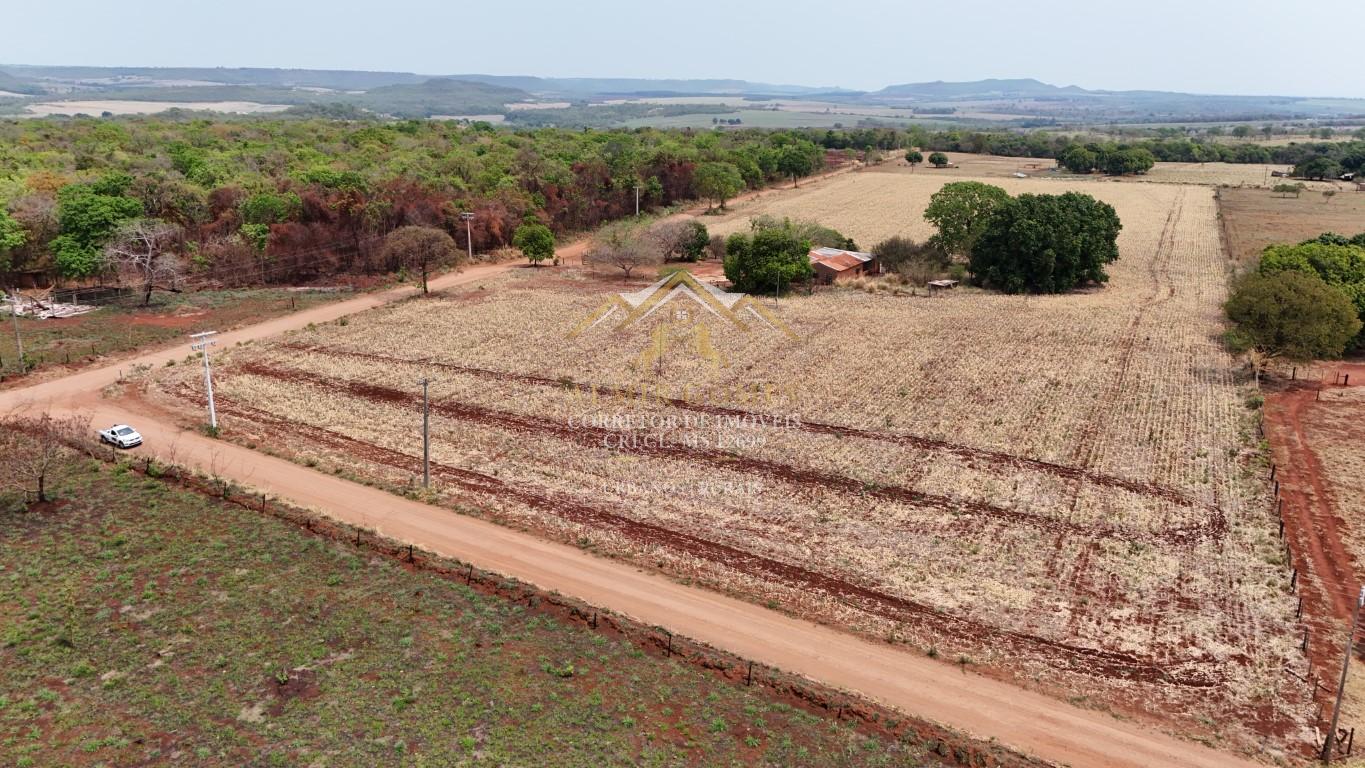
{"left": 104, "top": 219, "right": 184, "bottom": 306}
{"left": 380, "top": 225, "right": 462, "bottom": 294}
{"left": 585, "top": 221, "right": 664, "bottom": 280}
{"left": 0, "top": 412, "right": 89, "bottom": 509}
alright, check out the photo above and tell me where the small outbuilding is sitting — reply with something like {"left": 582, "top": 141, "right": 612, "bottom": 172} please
{"left": 809, "top": 247, "right": 879, "bottom": 284}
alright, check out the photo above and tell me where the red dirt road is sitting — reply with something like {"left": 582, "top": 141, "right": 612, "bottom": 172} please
{"left": 1263, "top": 365, "right": 1365, "bottom": 724}
{"left": 0, "top": 183, "right": 1270, "bottom": 768}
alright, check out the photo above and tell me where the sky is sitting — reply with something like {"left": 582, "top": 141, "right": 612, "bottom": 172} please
{"left": 5, "top": 0, "right": 1364, "bottom": 98}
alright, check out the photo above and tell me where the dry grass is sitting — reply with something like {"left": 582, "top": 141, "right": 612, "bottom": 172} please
{"left": 1219, "top": 186, "right": 1365, "bottom": 264}
{"left": 146, "top": 174, "right": 1311, "bottom": 757}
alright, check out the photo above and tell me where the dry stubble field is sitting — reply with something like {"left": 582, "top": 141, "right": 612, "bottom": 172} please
{"left": 144, "top": 172, "right": 1312, "bottom": 757}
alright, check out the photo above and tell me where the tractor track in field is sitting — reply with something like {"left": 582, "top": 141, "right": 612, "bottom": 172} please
{"left": 278, "top": 342, "right": 1221, "bottom": 520}
{"left": 236, "top": 359, "right": 1223, "bottom": 548}
{"left": 172, "top": 381, "right": 1222, "bottom": 689}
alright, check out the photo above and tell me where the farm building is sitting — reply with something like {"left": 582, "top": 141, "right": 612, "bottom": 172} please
{"left": 809, "top": 247, "right": 879, "bottom": 284}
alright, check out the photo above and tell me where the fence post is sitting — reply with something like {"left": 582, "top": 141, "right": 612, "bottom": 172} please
{"left": 466, "top": 563, "right": 473, "bottom": 584}
{"left": 746, "top": 661, "right": 753, "bottom": 686}
{"left": 665, "top": 632, "right": 673, "bottom": 658}
{"left": 1292, "top": 569, "right": 1298, "bottom": 590}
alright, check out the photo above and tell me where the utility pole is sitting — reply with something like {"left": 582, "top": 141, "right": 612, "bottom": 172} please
{"left": 8, "top": 290, "right": 23, "bottom": 372}
{"left": 189, "top": 331, "right": 219, "bottom": 430}
{"left": 460, "top": 212, "right": 475, "bottom": 263}
{"left": 1324, "top": 586, "right": 1365, "bottom": 763}
{"left": 419, "top": 377, "right": 431, "bottom": 489}
{"left": 634, "top": 184, "right": 641, "bottom": 217}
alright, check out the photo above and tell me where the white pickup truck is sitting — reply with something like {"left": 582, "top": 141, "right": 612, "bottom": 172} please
{"left": 98, "top": 424, "right": 143, "bottom": 449}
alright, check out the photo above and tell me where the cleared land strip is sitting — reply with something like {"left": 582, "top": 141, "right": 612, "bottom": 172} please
{"left": 55, "top": 395, "right": 1263, "bottom": 768}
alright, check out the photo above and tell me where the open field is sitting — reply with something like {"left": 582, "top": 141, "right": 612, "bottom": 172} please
{"left": 1218, "top": 186, "right": 1365, "bottom": 263}
{"left": 0, "top": 289, "right": 345, "bottom": 390}
{"left": 143, "top": 171, "right": 1313, "bottom": 757}
{"left": 0, "top": 451, "right": 942, "bottom": 767}
{"left": 624, "top": 109, "right": 925, "bottom": 130}
{"left": 20, "top": 100, "right": 289, "bottom": 116}
{"left": 1128, "top": 163, "right": 1347, "bottom": 190}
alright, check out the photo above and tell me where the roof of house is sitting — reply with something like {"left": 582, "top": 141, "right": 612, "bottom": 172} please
{"left": 809, "top": 247, "right": 875, "bottom": 272}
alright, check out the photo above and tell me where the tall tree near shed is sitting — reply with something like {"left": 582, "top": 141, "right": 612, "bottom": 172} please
{"left": 924, "top": 182, "right": 1011, "bottom": 257}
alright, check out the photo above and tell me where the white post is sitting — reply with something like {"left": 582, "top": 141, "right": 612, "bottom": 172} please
{"left": 635, "top": 184, "right": 640, "bottom": 217}
{"left": 190, "top": 331, "right": 219, "bottom": 430}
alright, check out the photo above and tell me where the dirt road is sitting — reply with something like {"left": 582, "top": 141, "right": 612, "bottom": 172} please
{"left": 0, "top": 168, "right": 1271, "bottom": 768}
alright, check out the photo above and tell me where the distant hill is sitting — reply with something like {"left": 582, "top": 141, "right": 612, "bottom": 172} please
{"left": 451, "top": 74, "right": 843, "bottom": 98}
{"left": 874, "top": 78, "right": 1087, "bottom": 100}
{"left": 357, "top": 78, "right": 530, "bottom": 117}
{"left": 3, "top": 65, "right": 425, "bottom": 90}
{"left": 0, "top": 68, "right": 43, "bottom": 95}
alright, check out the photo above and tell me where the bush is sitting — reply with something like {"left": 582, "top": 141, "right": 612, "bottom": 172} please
{"left": 1225, "top": 271, "right": 1361, "bottom": 360}
{"left": 723, "top": 223, "right": 814, "bottom": 294}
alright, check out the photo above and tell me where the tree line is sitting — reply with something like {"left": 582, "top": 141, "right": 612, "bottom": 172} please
{"left": 0, "top": 117, "right": 838, "bottom": 290}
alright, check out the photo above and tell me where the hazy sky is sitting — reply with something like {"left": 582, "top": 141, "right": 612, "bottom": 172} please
{"left": 7, "top": 0, "right": 1364, "bottom": 97}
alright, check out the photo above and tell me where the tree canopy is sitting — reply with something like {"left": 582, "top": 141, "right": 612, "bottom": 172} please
{"left": 723, "top": 220, "right": 814, "bottom": 294}
{"left": 1295, "top": 156, "right": 1341, "bottom": 181}
{"left": 969, "top": 192, "right": 1122, "bottom": 294}
{"left": 0, "top": 210, "right": 25, "bottom": 273}
{"left": 1225, "top": 271, "right": 1361, "bottom": 361}
{"left": 1258, "top": 240, "right": 1365, "bottom": 347}
{"left": 694, "top": 162, "right": 744, "bottom": 211}
{"left": 923, "top": 181, "right": 1010, "bottom": 257}
{"left": 927, "top": 152, "right": 949, "bottom": 168}
{"left": 513, "top": 221, "right": 556, "bottom": 266}
{"left": 50, "top": 175, "right": 144, "bottom": 279}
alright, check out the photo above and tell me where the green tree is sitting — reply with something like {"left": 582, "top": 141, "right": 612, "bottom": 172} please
{"left": 1059, "top": 146, "right": 1097, "bottom": 174}
{"left": 1259, "top": 240, "right": 1365, "bottom": 346}
{"left": 1225, "top": 271, "right": 1361, "bottom": 360}
{"left": 723, "top": 224, "right": 814, "bottom": 294}
{"left": 969, "top": 192, "right": 1122, "bottom": 294}
{"left": 927, "top": 152, "right": 949, "bottom": 168}
{"left": 923, "top": 182, "right": 1011, "bottom": 257}
{"left": 775, "top": 141, "right": 822, "bottom": 188}
{"left": 513, "top": 221, "right": 555, "bottom": 267}
{"left": 380, "top": 225, "right": 461, "bottom": 293}
{"left": 0, "top": 209, "right": 26, "bottom": 273}
{"left": 1102, "top": 148, "right": 1156, "bottom": 176}
{"left": 906, "top": 150, "right": 924, "bottom": 166}
{"left": 694, "top": 162, "right": 744, "bottom": 211}
{"left": 1295, "top": 156, "right": 1341, "bottom": 180}
{"left": 1231, "top": 125, "right": 1253, "bottom": 139}
{"left": 51, "top": 180, "right": 144, "bottom": 279}
{"left": 239, "top": 192, "right": 301, "bottom": 225}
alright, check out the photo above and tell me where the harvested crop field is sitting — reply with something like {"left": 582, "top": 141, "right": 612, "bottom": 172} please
{"left": 1218, "top": 186, "right": 1365, "bottom": 263}
{"left": 146, "top": 173, "right": 1311, "bottom": 757}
